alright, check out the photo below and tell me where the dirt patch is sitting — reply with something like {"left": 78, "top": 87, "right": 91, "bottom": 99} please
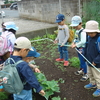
{"left": 33, "top": 47, "right": 100, "bottom": 100}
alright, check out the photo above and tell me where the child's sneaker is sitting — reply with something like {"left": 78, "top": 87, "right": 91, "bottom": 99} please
{"left": 93, "top": 89, "right": 100, "bottom": 97}
{"left": 84, "top": 83, "right": 97, "bottom": 89}
{"left": 56, "top": 58, "right": 64, "bottom": 62}
{"left": 74, "top": 69, "right": 83, "bottom": 75}
{"left": 80, "top": 74, "right": 89, "bottom": 81}
{"left": 64, "top": 61, "right": 69, "bottom": 66}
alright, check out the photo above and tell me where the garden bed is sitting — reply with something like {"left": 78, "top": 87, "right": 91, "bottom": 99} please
{"left": 31, "top": 39, "right": 100, "bottom": 100}
{"left": 3, "top": 37, "right": 100, "bottom": 100}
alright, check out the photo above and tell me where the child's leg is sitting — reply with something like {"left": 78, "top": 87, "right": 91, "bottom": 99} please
{"left": 87, "top": 66, "right": 96, "bottom": 84}
{"left": 91, "top": 67, "right": 100, "bottom": 88}
{"left": 84, "top": 66, "right": 97, "bottom": 89}
{"left": 77, "top": 48, "right": 87, "bottom": 73}
{"left": 62, "top": 46, "right": 68, "bottom": 61}
{"left": 13, "top": 89, "right": 32, "bottom": 100}
{"left": 58, "top": 45, "right": 63, "bottom": 59}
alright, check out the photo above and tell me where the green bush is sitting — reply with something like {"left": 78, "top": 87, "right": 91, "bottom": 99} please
{"left": 0, "top": 92, "right": 8, "bottom": 100}
{"left": 68, "top": 57, "right": 80, "bottom": 68}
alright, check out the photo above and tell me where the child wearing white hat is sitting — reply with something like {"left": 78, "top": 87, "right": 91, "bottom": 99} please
{"left": 84, "top": 20, "right": 100, "bottom": 97}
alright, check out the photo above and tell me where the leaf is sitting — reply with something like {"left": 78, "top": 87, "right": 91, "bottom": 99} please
{"left": 52, "top": 96, "right": 61, "bottom": 100}
{"left": 34, "top": 73, "right": 47, "bottom": 82}
{"left": 44, "top": 90, "right": 54, "bottom": 100}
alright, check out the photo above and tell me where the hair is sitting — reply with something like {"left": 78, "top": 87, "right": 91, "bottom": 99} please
{"left": 14, "top": 46, "right": 29, "bottom": 52}
{"left": 13, "top": 47, "right": 21, "bottom": 51}
{"left": 1, "top": 22, "right": 4, "bottom": 27}
{"left": 8, "top": 29, "right": 16, "bottom": 34}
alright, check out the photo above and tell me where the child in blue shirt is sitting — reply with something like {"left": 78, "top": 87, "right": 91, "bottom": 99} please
{"left": 23, "top": 46, "right": 41, "bottom": 73}
{"left": 54, "top": 14, "right": 69, "bottom": 67}
{"left": 5, "top": 37, "right": 45, "bottom": 100}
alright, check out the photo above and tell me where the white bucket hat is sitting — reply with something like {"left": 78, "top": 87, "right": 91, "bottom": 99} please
{"left": 84, "top": 20, "right": 100, "bottom": 33}
{"left": 70, "top": 15, "right": 82, "bottom": 26}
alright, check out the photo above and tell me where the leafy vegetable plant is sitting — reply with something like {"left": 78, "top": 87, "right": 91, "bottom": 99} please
{"left": 68, "top": 57, "right": 80, "bottom": 68}
{"left": 34, "top": 72, "right": 60, "bottom": 99}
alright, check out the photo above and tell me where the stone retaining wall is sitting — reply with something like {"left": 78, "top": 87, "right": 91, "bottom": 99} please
{"left": 18, "top": 0, "right": 83, "bottom": 23}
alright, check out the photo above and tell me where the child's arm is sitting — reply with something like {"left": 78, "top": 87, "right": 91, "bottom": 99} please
{"left": 29, "top": 64, "right": 41, "bottom": 73}
{"left": 75, "top": 31, "right": 86, "bottom": 48}
{"left": 39, "top": 90, "right": 45, "bottom": 96}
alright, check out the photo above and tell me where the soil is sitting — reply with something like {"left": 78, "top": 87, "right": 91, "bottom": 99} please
{"left": 33, "top": 47, "right": 100, "bottom": 100}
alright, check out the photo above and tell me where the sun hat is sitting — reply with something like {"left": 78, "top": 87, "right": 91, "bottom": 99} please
{"left": 70, "top": 15, "right": 82, "bottom": 26}
{"left": 26, "top": 47, "right": 40, "bottom": 58}
{"left": 55, "top": 14, "right": 65, "bottom": 23}
{"left": 4, "top": 22, "right": 18, "bottom": 31}
{"left": 14, "top": 37, "right": 31, "bottom": 50}
{"left": 84, "top": 20, "right": 100, "bottom": 33}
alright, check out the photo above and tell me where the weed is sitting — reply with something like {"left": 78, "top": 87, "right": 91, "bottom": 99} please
{"left": 68, "top": 57, "right": 80, "bottom": 68}
{"left": 0, "top": 92, "right": 8, "bottom": 100}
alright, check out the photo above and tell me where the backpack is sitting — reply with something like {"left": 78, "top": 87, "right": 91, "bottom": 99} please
{"left": 67, "top": 29, "right": 74, "bottom": 43}
{"left": 96, "top": 36, "right": 100, "bottom": 53}
{"left": 0, "top": 31, "right": 11, "bottom": 56}
{"left": 0, "top": 58, "right": 24, "bottom": 94}
{"left": 78, "top": 29, "right": 84, "bottom": 41}
{"left": 54, "top": 27, "right": 74, "bottom": 43}
{"left": 86, "top": 35, "right": 100, "bottom": 53}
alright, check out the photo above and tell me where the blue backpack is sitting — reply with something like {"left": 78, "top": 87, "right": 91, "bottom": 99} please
{"left": 96, "top": 36, "right": 100, "bottom": 53}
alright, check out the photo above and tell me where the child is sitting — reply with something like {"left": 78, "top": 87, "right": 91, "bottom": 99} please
{"left": 23, "top": 46, "right": 41, "bottom": 73}
{"left": 1, "top": 22, "right": 18, "bottom": 62}
{"left": 5, "top": 37, "right": 45, "bottom": 100}
{"left": 70, "top": 15, "right": 88, "bottom": 81}
{"left": 84, "top": 20, "right": 100, "bottom": 97}
{"left": 54, "top": 14, "right": 69, "bottom": 66}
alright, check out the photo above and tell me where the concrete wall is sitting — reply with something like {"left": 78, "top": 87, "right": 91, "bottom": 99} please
{"left": 18, "top": 0, "right": 83, "bottom": 23}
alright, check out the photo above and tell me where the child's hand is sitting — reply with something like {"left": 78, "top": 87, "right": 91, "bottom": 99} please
{"left": 60, "top": 43, "right": 64, "bottom": 47}
{"left": 39, "top": 90, "right": 45, "bottom": 96}
{"left": 92, "top": 62, "right": 96, "bottom": 66}
{"left": 71, "top": 43, "right": 76, "bottom": 48}
{"left": 34, "top": 68, "right": 41, "bottom": 73}
{"left": 54, "top": 40, "right": 58, "bottom": 44}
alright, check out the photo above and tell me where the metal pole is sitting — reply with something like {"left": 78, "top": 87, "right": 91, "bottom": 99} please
{"left": 75, "top": 48, "right": 100, "bottom": 73}
{"left": 59, "top": 0, "right": 61, "bottom": 13}
{"left": 78, "top": 0, "right": 81, "bottom": 16}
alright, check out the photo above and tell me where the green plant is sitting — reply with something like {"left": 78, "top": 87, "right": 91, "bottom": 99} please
{"left": 52, "top": 96, "right": 61, "bottom": 100}
{"left": 68, "top": 57, "right": 80, "bottom": 68}
{"left": 0, "top": 92, "right": 8, "bottom": 100}
{"left": 34, "top": 73, "right": 60, "bottom": 99}
{"left": 83, "top": 0, "right": 100, "bottom": 23}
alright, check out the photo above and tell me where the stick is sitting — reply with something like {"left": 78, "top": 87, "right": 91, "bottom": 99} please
{"left": 58, "top": 43, "right": 71, "bottom": 47}
{"left": 75, "top": 48, "right": 100, "bottom": 73}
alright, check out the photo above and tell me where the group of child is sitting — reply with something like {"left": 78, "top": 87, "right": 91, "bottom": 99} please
{"left": 0, "top": 13, "right": 100, "bottom": 100}
{"left": 54, "top": 14, "right": 100, "bottom": 97}
{"left": 0, "top": 22, "right": 45, "bottom": 100}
